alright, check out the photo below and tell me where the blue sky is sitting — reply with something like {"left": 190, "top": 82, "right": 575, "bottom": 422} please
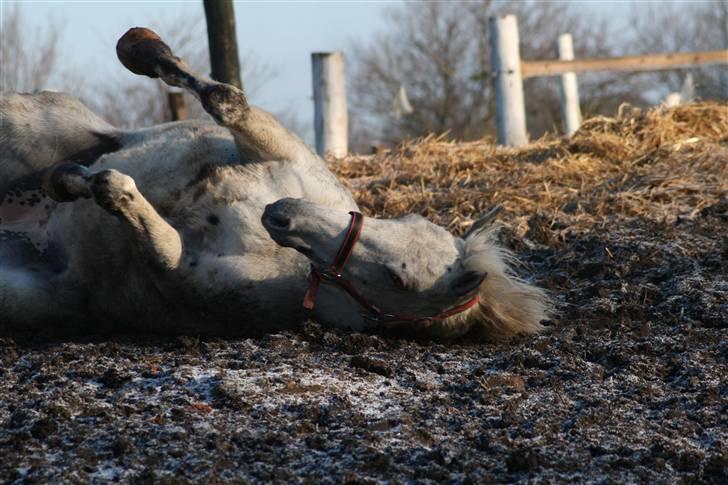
{"left": 4, "top": 1, "right": 396, "bottom": 121}
{"left": 4, "top": 0, "right": 662, "bottom": 135}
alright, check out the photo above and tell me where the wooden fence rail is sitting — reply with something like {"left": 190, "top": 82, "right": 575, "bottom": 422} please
{"left": 522, "top": 49, "right": 728, "bottom": 79}
{"left": 491, "top": 14, "right": 728, "bottom": 146}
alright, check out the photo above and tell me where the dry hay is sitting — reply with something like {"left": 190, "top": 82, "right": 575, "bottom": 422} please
{"left": 332, "top": 102, "right": 727, "bottom": 242}
{"left": 1, "top": 103, "right": 726, "bottom": 483}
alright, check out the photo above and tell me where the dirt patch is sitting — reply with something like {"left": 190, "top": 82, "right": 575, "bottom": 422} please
{"left": 1, "top": 103, "right": 726, "bottom": 482}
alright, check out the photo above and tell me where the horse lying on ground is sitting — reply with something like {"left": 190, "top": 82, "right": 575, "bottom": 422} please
{"left": 0, "top": 28, "right": 549, "bottom": 340}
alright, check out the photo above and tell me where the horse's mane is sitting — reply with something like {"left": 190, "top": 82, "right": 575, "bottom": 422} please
{"left": 440, "top": 225, "right": 552, "bottom": 342}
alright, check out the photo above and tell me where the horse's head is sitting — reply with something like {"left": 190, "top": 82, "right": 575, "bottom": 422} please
{"left": 262, "top": 198, "right": 550, "bottom": 340}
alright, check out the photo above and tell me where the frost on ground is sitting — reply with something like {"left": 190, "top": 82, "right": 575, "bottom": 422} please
{"left": 1, "top": 210, "right": 726, "bottom": 483}
{"left": 1, "top": 103, "right": 727, "bottom": 482}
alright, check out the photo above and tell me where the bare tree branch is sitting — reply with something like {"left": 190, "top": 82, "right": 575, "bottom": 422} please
{"left": 0, "top": 4, "right": 61, "bottom": 93}
{"left": 348, "top": 0, "right": 724, "bottom": 150}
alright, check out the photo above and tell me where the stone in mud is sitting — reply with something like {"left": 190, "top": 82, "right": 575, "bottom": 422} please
{"left": 506, "top": 447, "right": 541, "bottom": 473}
{"left": 76, "top": 447, "right": 98, "bottom": 465}
{"left": 99, "top": 367, "right": 131, "bottom": 389}
{"left": 212, "top": 378, "right": 249, "bottom": 410}
{"left": 134, "top": 468, "right": 158, "bottom": 485}
{"left": 340, "top": 333, "right": 384, "bottom": 354}
{"left": 702, "top": 452, "right": 728, "bottom": 479}
{"left": 0, "top": 339, "right": 18, "bottom": 366}
{"left": 111, "top": 436, "right": 133, "bottom": 457}
{"left": 6, "top": 409, "right": 30, "bottom": 429}
{"left": 350, "top": 355, "right": 394, "bottom": 377}
{"left": 30, "top": 417, "right": 58, "bottom": 439}
{"left": 675, "top": 451, "right": 702, "bottom": 472}
{"left": 364, "top": 451, "right": 392, "bottom": 472}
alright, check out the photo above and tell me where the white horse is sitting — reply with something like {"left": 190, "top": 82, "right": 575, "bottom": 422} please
{"left": 0, "top": 28, "right": 548, "bottom": 340}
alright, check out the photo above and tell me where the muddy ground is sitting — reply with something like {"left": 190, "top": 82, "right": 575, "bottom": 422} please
{"left": 1, "top": 202, "right": 725, "bottom": 483}
{"left": 1, "top": 103, "right": 727, "bottom": 482}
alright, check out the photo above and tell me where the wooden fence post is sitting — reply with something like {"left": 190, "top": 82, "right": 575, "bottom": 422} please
{"left": 203, "top": 0, "right": 242, "bottom": 89}
{"left": 557, "top": 33, "right": 582, "bottom": 135}
{"left": 311, "top": 52, "right": 348, "bottom": 158}
{"left": 490, "top": 14, "right": 528, "bottom": 147}
{"left": 167, "top": 90, "right": 186, "bottom": 121}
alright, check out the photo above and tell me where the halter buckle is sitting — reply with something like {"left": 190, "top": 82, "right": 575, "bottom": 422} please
{"left": 317, "top": 270, "right": 341, "bottom": 282}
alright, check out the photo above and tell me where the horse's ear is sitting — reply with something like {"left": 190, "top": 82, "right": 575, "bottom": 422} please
{"left": 451, "top": 270, "right": 487, "bottom": 296}
{"left": 463, "top": 205, "right": 503, "bottom": 240}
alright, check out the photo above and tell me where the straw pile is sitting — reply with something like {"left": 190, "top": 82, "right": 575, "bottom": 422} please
{"left": 1, "top": 105, "right": 725, "bottom": 485}
{"left": 332, "top": 102, "right": 727, "bottom": 240}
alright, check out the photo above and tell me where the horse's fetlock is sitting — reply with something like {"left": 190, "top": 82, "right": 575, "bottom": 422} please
{"left": 201, "top": 84, "right": 249, "bottom": 124}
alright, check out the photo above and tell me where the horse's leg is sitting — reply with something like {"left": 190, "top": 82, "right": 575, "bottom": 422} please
{"left": 43, "top": 162, "right": 183, "bottom": 271}
{"left": 116, "top": 28, "right": 313, "bottom": 163}
{"left": 1, "top": 92, "right": 121, "bottom": 232}
{"left": 0, "top": 92, "right": 119, "bottom": 194}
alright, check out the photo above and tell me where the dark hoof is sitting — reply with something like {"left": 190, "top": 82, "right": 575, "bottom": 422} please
{"left": 42, "top": 162, "right": 92, "bottom": 202}
{"left": 116, "top": 27, "right": 176, "bottom": 78}
{"left": 90, "top": 170, "right": 137, "bottom": 213}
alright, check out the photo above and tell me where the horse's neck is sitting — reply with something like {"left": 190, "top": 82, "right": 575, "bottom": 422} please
{"left": 282, "top": 157, "right": 359, "bottom": 211}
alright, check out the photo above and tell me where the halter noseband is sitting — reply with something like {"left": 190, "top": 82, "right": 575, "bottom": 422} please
{"left": 302, "top": 211, "right": 480, "bottom": 323}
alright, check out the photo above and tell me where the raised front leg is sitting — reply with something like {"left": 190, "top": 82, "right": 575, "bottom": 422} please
{"left": 116, "top": 27, "right": 312, "bottom": 163}
{"left": 43, "top": 163, "right": 183, "bottom": 271}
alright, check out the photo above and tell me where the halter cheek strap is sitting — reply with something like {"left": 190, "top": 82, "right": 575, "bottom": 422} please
{"left": 303, "top": 211, "right": 363, "bottom": 310}
{"left": 302, "top": 211, "right": 481, "bottom": 324}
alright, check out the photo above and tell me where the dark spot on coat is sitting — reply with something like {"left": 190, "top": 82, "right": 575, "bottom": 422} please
{"left": 401, "top": 262, "right": 407, "bottom": 269}
{"left": 207, "top": 214, "right": 220, "bottom": 225}
{"left": 188, "top": 163, "right": 218, "bottom": 188}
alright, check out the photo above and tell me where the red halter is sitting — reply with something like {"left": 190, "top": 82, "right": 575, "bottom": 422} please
{"left": 302, "top": 211, "right": 480, "bottom": 323}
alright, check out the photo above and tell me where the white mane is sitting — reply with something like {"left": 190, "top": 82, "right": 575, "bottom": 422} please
{"left": 425, "top": 225, "right": 551, "bottom": 341}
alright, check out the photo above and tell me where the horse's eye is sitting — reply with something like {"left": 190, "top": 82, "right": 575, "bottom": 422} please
{"left": 386, "top": 267, "right": 407, "bottom": 290}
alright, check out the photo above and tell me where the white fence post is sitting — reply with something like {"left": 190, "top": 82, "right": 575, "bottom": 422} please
{"left": 490, "top": 14, "right": 528, "bottom": 147}
{"left": 557, "top": 33, "right": 582, "bottom": 135}
{"left": 311, "top": 52, "right": 348, "bottom": 158}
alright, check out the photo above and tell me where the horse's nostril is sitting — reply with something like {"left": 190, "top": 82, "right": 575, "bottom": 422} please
{"left": 268, "top": 213, "right": 291, "bottom": 229}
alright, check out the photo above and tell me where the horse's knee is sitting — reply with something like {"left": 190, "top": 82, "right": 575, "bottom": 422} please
{"left": 42, "top": 162, "right": 93, "bottom": 202}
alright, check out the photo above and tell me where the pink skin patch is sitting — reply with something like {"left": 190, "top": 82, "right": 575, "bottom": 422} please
{"left": 0, "top": 189, "right": 56, "bottom": 252}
